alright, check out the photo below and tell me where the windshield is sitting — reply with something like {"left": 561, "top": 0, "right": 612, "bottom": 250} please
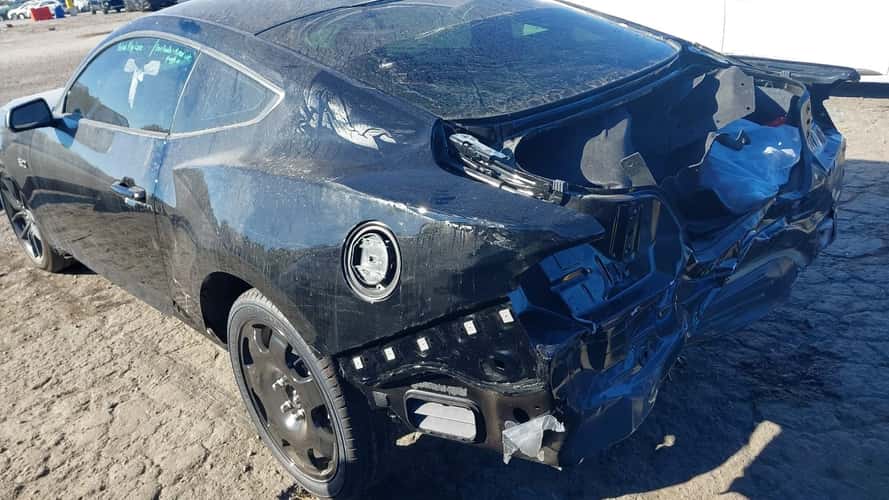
{"left": 261, "top": 0, "right": 678, "bottom": 119}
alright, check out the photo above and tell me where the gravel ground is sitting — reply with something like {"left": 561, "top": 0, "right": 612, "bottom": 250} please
{"left": 1, "top": 13, "right": 888, "bottom": 500}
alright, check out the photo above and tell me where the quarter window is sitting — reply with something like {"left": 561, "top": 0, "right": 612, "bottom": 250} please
{"left": 172, "top": 55, "right": 276, "bottom": 134}
{"left": 64, "top": 37, "right": 197, "bottom": 133}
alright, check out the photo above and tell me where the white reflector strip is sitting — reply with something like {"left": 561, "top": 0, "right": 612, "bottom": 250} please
{"left": 413, "top": 402, "right": 476, "bottom": 423}
{"left": 411, "top": 402, "right": 477, "bottom": 441}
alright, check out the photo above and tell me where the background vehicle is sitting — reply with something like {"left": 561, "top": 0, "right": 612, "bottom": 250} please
{"left": 88, "top": 0, "right": 123, "bottom": 13}
{"left": 570, "top": 0, "right": 889, "bottom": 83}
{"left": 7, "top": 0, "right": 39, "bottom": 19}
{"left": 124, "top": 0, "right": 175, "bottom": 11}
{"left": 7, "top": 0, "right": 62, "bottom": 19}
{"left": 0, "top": 1, "right": 849, "bottom": 498}
{"left": 0, "top": 0, "right": 27, "bottom": 19}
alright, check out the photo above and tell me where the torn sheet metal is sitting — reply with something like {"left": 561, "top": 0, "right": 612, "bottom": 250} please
{"left": 502, "top": 414, "right": 566, "bottom": 465}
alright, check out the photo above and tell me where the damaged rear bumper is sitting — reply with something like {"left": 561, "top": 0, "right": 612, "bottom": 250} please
{"left": 539, "top": 128, "right": 844, "bottom": 466}
{"left": 338, "top": 116, "right": 845, "bottom": 470}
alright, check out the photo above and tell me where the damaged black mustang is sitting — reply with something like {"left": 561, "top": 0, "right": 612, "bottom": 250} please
{"left": 0, "top": 0, "right": 852, "bottom": 497}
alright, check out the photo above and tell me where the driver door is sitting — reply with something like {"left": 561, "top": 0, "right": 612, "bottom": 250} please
{"left": 29, "top": 37, "right": 197, "bottom": 311}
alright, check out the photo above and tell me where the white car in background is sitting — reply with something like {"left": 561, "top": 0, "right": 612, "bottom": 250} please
{"left": 7, "top": 0, "right": 39, "bottom": 18}
{"left": 568, "top": 0, "right": 889, "bottom": 83}
{"left": 7, "top": 0, "right": 58, "bottom": 19}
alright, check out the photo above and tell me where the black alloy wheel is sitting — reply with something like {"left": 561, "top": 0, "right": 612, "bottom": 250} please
{"left": 240, "top": 321, "right": 339, "bottom": 479}
{"left": 9, "top": 207, "right": 44, "bottom": 264}
{"left": 0, "top": 180, "right": 69, "bottom": 272}
{"left": 228, "top": 289, "right": 383, "bottom": 499}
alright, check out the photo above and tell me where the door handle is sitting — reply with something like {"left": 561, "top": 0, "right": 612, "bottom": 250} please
{"left": 111, "top": 178, "right": 147, "bottom": 203}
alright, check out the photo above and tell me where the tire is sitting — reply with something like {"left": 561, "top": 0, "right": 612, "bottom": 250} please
{"left": 227, "top": 289, "right": 382, "bottom": 499}
{"left": 0, "top": 181, "right": 70, "bottom": 273}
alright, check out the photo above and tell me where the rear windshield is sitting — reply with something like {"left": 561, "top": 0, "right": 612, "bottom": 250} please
{"left": 261, "top": 0, "right": 678, "bottom": 119}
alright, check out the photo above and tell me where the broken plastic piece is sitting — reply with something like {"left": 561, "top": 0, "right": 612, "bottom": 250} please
{"left": 395, "top": 432, "right": 423, "bottom": 447}
{"left": 502, "top": 414, "right": 566, "bottom": 464}
{"left": 699, "top": 119, "right": 801, "bottom": 214}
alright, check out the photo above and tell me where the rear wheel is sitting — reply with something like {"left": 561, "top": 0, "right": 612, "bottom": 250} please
{"left": 0, "top": 181, "right": 70, "bottom": 273}
{"left": 227, "top": 289, "right": 382, "bottom": 499}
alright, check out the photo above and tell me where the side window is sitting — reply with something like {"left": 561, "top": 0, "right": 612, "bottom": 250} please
{"left": 171, "top": 55, "right": 276, "bottom": 134}
{"left": 65, "top": 38, "right": 197, "bottom": 133}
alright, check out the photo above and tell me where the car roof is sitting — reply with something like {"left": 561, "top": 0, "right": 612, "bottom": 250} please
{"left": 162, "top": 0, "right": 381, "bottom": 35}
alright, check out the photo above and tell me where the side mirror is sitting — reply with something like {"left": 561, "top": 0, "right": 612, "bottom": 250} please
{"left": 6, "top": 98, "right": 55, "bottom": 133}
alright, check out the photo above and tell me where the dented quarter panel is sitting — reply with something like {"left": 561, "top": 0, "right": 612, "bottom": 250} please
{"left": 135, "top": 15, "right": 608, "bottom": 355}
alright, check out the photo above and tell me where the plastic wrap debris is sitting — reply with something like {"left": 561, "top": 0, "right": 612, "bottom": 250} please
{"left": 699, "top": 119, "right": 802, "bottom": 214}
{"left": 502, "top": 414, "right": 566, "bottom": 465}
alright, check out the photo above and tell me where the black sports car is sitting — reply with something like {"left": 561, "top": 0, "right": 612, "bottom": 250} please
{"left": 0, "top": 0, "right": 851, "bottom": 498}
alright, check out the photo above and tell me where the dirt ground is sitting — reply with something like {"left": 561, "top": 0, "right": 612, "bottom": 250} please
{"left": 1, "top": 12, "right": 888, "bottom": 500}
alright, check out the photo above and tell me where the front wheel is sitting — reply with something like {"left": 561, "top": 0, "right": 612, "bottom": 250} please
{"left": 227, "top": 289, "right": 383, "bottom": 499}
{"left": 0, "top": 182, "right": 70, "bottom": 273}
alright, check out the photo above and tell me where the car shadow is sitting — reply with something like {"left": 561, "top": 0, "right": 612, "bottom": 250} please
{"left": 60, "top": 260, "right": 95, "bottom": 275}
{"left": 310, "top": 158, "right": 887, "bottom": 500}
